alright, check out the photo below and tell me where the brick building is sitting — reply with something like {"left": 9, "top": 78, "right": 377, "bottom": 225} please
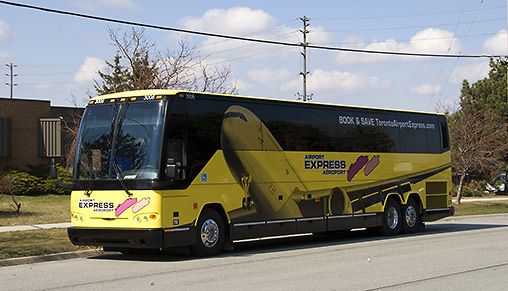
{"left": 0, "top": 97, "right": 84, "bottom": 170}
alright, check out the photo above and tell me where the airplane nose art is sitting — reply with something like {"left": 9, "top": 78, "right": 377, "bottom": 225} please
{"left": 221, "top": 106, "right": 259, "bottom": 184}
{"left": 221, "top": 105, "right": 262, "bottom": 151}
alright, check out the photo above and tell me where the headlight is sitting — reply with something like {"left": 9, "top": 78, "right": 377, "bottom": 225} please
{"left": 133, "top": 213, "right": 158, "bottom": 223}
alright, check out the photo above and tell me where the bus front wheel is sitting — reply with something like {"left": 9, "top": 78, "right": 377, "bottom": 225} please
{"left": 191, "top": 208, "right": 225, "bottom": 257}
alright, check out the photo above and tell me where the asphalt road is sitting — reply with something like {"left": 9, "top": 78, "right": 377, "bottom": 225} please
{"left": 2, "top": 214, "right": 508, "bottom": 291}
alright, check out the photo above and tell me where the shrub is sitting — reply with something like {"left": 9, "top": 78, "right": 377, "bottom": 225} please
{"left": 1, "top": 165, "right": 72, "bottom": 196}
{"left": 3, "top": 170, "right": 46, "bottom": 196}
{"left": 461, "top": 179, "right": 488, "bottom": 197}
{"left": 26, "top": 164, "right": 51, "bottom": 179}
{"left": 44, "top": 165, "right": 72, "bottom": 195}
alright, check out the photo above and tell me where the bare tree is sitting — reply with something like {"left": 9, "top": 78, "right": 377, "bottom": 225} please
{"left": 61, "top": 110, "right": 82, "bottom": 168}
{"left": 449, "top": 107, "right": 508, "bottom": 203}
{"left": 0, "top": 172, "right": 21, "bottom": 212}
{"left": 95, "top": 27, "right": 237, "bottom": 95}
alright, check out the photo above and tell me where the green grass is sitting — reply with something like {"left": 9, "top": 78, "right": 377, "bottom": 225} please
{"left": 0, "top": 194, "right": 70, "bottom": 226}
{"left": 0, "top": 229, "right": 93, "bottom": 260}
{"left": 454, "top": 200, "right": 508, "bottom": 216}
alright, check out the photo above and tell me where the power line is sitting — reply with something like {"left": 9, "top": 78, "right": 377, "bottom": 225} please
{"left": 203, "top": 30, "right": 299, "bottom": 57}
{"left": 314, "top": 31, "right": 502, "bottom": 46}
{"left": 195, "top": 18, "right": 299, "bottom": 50}
{"left": 312, "top": 5, "right": 506, "bottom": 21}
{"left": 0, "top": 0, "right": 505, "bottom": 59}
{"left": 427, "top": 0, "right": 469, "bottom": 111}
{"left": 434, "top": 0, "right": 488, "bottom": 111}
{"left": 323, "top": 17, "right": 505, "bottom": 33}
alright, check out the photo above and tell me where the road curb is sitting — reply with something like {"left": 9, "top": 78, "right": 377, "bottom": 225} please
{"left": 0, "top": 249, "right": 103, "bottom": 267}
{"left": 442, "top": 212, "right": 508, "bottom": 221}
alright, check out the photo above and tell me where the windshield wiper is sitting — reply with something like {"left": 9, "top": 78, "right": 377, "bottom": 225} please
{"left": 112, "top": 161, "right": 133, "bottom": 197}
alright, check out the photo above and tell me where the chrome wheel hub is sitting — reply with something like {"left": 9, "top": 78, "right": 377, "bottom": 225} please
{"left": 405, "top": 205, "right": 417, "bottom": 228}
{"left": 387, "top": 206, "right": 399, "bottom": 229}
{"left": 200, "top": 219, "right": 219, "bottom": 248}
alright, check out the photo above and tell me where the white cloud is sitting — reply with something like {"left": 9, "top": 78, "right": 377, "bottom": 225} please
{"left": 182, "top": 7, "right": 276, "bottom": 35}
{"left": 98, "top": 0, "right": 138, "bottom": 10}
{"left": 483, "top": 29, "right": 507, "bottom": 55}
{"left": 234, "top": 79, "right": 253, "bottom": 92}
{"left": 280, "top": 69, "right": 390, "bottom": 95}
{"left": 0, "top": 52, "right": 8, "bottom": 62}
{"left": 308, "top": 25, "right": 333, "bottom": 44}
{"left": 73, "top": 57, "right": 106, "bottom": 83}
{"left": 337, "top": 28, "right": 461, "bottom": 64}
{"left": 449, "top": 60, "right": 490, "bottom": 84}
{"left": 410, "top": 83, "right": 441, "bottom": 96}
{"left": 35, "top": 82, "right": 73, "bottom": 92}
{"left": 180, "top": 7, "right": 298, "bottom": 59}
{"left": 0, "top": 20, "right": 13, "bottom": 42}
{"left": 248, "top": 68, "right": 291, "bottom": 84}
{"left": 72, "top": 0, "right": 138, "bottom": 11}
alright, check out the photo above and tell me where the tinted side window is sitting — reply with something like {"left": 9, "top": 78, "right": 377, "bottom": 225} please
{"left": 440, "top": 119, "right": 450, "bottom": 150}
{"left": 397, "top": 113, "right": 429, "bottom": 153}
{"left": 335, "top": 109, "right": 397, "bottom": 153}
{"left": 166, "top": 95, "right": 230, "bottom": 185}
{"left": 178, "top": 94, "right": 445, "bottom": 156}
{"left": 186, "top": 96, "right": 230, "bottom": 179}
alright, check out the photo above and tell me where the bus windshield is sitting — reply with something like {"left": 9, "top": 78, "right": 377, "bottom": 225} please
{"left": 74, "top": 100, "right": 165, "bottom": 181}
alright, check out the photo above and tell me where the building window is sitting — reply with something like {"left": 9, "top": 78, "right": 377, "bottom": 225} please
{"left": 0, "top": 118, "right": 11, "bottom": 157}
{"left": 39, "top": 118, "right": 62, "bottom": 158}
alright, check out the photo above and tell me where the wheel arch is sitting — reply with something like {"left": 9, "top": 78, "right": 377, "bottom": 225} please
{"left": 383, "top": 193, "right": 402, "bottom": 210}
{"left": 197, "top": 203, "right": 230, "bottom": 238}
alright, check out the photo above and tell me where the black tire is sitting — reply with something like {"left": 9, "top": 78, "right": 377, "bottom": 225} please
{"left": 191, "top": 208, "right": 225, "bottom": 257}
{"left": 402, "top": 198, "right": 423, "bottom": 234}
{"left": 378, "top": 198, "right": 401, "bottom": 236}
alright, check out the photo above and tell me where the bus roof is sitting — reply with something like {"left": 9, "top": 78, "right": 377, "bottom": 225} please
{"left": 90, "top": 89, "right": 445, "bottom": 116}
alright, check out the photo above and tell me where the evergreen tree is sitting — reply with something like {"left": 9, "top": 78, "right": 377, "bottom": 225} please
{"left": 450, "top": 57, "right": 508, "bottom": 203}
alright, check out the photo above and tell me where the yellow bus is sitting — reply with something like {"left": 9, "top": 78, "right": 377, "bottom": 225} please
{"left": 63, "top": 89, "right": 453, "bottom": 256}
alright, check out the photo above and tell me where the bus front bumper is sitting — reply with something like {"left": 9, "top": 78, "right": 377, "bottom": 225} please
{"left": 68, "top": 227, "right": 195, "bottom": 249}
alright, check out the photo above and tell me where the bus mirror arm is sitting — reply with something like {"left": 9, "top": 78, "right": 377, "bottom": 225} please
{"left": 49, "top": 158, "right": 73, "bottom": 189}
{"left": 50, "top": 158, "right": 57, "bottom": 180}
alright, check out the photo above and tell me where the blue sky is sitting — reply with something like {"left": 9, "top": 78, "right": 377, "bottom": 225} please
{"left": 0, "top": 0, "right": 506, "bottom": 111}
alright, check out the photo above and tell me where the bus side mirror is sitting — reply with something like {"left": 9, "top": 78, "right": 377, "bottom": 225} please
{"left": 165, "top": 158, "right": 178, "bottom": 180}
{"left": 50, "top": 158, "right": 58, "bottom": 180}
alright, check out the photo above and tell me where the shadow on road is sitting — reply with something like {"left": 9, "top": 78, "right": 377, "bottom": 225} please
{"left": 87, "top": 221, "right": 508, "bottom": 263}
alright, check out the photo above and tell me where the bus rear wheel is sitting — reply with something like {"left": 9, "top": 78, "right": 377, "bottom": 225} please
{"left": 402, "top": 198, "right": 423, "bottom": 233}
{"left": 378, "top": 198, "right": 401, "bottom": 236}
{"left": 191, "top": 208, "right": 225, "bottom": 257}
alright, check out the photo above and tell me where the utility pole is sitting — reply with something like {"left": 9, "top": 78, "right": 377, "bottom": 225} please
{"left": 5, "top": 62, "right": 18, "bottom": 99}
{"left": 297, "top": 16, "right": 312, "bottom": 102}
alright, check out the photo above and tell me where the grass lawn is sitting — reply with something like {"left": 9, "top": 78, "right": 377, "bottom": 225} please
{"left": 0, "top": 194, "right": 70, "bottom": 226}
{"left": 454, "top": 200, "right": 508, "bottom": 216}
{"left": 0, "top": 228, "right": 94, "bottom": 260}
